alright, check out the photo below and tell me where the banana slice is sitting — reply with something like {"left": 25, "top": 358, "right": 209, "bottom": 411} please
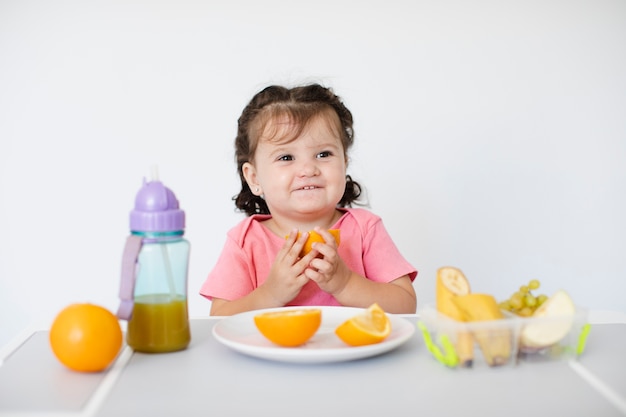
{"left": 436, "top": 267, "right": 474, "bottom": 367}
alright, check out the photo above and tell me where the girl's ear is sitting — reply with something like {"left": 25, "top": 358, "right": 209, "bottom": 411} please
{"left": 242, "top": 162, "right": 262, "bottom": 196}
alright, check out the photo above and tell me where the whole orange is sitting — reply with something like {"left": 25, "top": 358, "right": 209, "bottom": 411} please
{"left": 49, "top": 303, "right": 123, "bottom": 372}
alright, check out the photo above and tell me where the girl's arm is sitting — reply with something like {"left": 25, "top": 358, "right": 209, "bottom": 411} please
{"left": 305, "top": 227, "right": 417, "bottom": 314}
{"left": 331, "top": 274, "right": 417, "bottom": 314}
{"left": 211, "top": 274, "right": 416, "bottom": 316}
{"left": 209, "top": 286, "right": 283, "bottom": 316}
{"left": 209, "top": 232, "right": 316, "bottom": 316}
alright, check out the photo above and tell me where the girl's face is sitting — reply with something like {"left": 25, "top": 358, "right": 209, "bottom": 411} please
{"left": 242, "top": 113, "right": 347, "bottom": 223}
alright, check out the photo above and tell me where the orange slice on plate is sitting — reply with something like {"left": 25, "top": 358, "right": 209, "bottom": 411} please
{"left": 335, "top": 303, "right": 392, "bottom": 346}
{"left": 254, "top": 308, "right": 322, "bottom": 347}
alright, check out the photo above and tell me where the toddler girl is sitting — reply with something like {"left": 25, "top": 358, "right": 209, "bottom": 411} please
{"left": 200, "top": 84, "right": 417, "bottom": 315}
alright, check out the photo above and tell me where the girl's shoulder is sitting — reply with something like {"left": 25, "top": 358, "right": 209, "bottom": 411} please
{"left": 337, "top": 207, "right": 382, "bottom": 232}
{"left": 227, "top": 214, "right": 273, "bottom": 246}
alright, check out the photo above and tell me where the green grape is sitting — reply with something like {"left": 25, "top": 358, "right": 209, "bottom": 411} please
{"left": 528, "top": 279, "right": 540, "bottom": 290}
{"left": 499, "top": 277, "right": 550, "bottom": 316}
{"left": 524, "top": 293, "right": 537, "bottom": 309}
{"left": 536, "top": 294, "right": 548, "bottom": 306}
{"left": 509, "top": 293, "right": 523, "bottom": 310}
{"left": 500, "top": 278, "right": 546, "bottom": 316}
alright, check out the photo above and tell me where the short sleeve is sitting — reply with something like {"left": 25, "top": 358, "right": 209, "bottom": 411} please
{"left": 342, "top": 208, "right": 417, "bottom": 283}
{"left": 199, "top": 234, "right": 256, "bottom": 301}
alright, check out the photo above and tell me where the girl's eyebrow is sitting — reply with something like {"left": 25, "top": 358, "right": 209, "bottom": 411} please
{"left": 264, "top": 143, "right": 292, "bottom": 159}
{"left": 310, "top": 143, "right": 343, "bottom": 154}
{"left": 305, "top": 139, "right": 342, "bottom": 150}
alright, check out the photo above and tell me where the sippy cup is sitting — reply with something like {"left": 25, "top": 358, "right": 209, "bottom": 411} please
{"left": 117, "top": 171, "right": 191, "bottom": 353}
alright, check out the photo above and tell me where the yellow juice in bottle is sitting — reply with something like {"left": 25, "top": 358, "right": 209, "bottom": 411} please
{"left": 127, "top": 294, "right": 190, "bottom": 353}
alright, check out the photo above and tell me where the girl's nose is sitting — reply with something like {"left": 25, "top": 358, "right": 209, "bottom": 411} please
{"left": 298, "top": 160, "right": 320, "bottom": 177}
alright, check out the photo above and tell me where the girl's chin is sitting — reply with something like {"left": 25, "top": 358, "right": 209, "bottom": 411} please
{"left": 280, "top": 204, "right": 336, "bottom": 217}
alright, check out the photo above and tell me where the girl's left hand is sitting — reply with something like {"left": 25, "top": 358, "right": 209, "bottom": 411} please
{"left": 303, "top": 227, "right": 351, "bottom": 295}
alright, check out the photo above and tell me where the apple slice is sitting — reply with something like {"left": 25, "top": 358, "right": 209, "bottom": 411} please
{"left": 520, "top": 290, "right": 576, "bottom": 350}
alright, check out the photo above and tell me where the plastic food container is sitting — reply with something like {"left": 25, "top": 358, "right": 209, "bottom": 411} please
{"left": 418, "top": 305, "right": 590, "bottom": 369}
{"left": 516, "top": 306, "right": 590, "bottom": 363}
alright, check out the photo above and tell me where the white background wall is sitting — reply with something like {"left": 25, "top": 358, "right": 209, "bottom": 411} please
{"left": 1, "top": 0, "right": 625, "bottom": 348}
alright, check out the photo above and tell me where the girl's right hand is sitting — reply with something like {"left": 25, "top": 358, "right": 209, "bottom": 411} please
{"left": 260, "top": 230, "right": 316, "bottom": 305}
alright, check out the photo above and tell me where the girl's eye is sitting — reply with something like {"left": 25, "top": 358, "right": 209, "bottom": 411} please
{"left": 277, "top": 154, "right": 294, "bottom": 161}
{"left": 316, "top": 151, "right": 333, "bottom": 159}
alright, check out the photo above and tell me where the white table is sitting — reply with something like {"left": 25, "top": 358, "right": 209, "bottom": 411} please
{"left": 1, "top": 313, "right": 625, "bottom": 417}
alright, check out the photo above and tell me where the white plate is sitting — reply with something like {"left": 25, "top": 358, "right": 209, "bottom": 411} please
{"left": 212, "top": 306, "right": 416, "bottom": 364}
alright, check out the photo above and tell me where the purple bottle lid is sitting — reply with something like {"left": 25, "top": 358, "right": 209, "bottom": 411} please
{"left": 129, "top": 178, "right": 185, "bottom": 232}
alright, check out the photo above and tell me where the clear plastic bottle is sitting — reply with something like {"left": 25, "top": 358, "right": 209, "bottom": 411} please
{"left": 117, "top": 173, "right": 191, "bottom": 353}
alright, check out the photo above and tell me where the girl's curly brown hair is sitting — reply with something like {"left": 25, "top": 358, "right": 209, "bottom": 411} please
{"left": 233, "top": 84, "right": 363, "bottom": 216}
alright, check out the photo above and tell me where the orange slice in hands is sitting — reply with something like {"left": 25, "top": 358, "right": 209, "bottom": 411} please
{"left": 254, "top": 308, "right": 322, "bottom": 347}
{"left": 287, "top": 229, "right": 340, "bottom": 257}
{"left": 335, "top": 303, "right": 392, "bottom": 346}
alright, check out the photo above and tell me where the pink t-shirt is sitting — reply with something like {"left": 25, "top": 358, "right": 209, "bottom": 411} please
{"left": 199, "top": 208, "right": 417, "bottom": 306}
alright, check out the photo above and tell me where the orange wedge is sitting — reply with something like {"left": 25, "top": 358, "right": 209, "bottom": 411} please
{"left": 288, "top": 229, "right": 340, "bottom": 257}
{"left": 254, "top": 308, "right": 322, "bottom": 347}
{"left": 335, "top": 303, "right": 391, "bottom": 346}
